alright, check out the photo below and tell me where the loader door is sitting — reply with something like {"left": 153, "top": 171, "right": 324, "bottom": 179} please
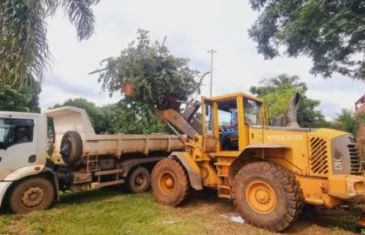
{"left": 215, "top": 98, "right": 241, "bottom": 152}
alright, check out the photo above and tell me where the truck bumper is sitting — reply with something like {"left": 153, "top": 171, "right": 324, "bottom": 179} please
{"left": 0, "top": 181, "right": 12, "bottom": 208}
{"left": 328, "top": 175, "right": 365, "bottom": 200}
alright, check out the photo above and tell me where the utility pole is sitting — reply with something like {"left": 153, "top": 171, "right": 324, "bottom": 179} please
{"left": 207, "top": 49, "right": 217, "bottom": 97}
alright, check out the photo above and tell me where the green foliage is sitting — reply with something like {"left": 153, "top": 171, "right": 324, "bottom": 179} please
{"left": 0, "top": 78, "right": 41, "bottom": 112}
{"left": 248, "top": 0, "right": 365, "bottom": 80}
{"left": 332, "top": 109, "right": 357, "bottom": 135}
{"left": 95, "top": 29, "right": 202, "bottom": 108}
{"left": 0, "top": 0, "right": 100, "bottom": 89}
{"left": 332, "top": 109, "right": 365, "bottom": 136}
{"left": 102, "top": 99, "right": 169, "bottom": 134}
{"left": 250, "top": 74, "right": 328, "bottom": 127}
{"left": 52, "top": 98, "right": 169, "bottom": 134}
{"left": 261, "top": 87, "right": 298, "bottom": 122}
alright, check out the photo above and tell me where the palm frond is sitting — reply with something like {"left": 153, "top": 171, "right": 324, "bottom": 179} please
{"left": 62, "top": 0, "right": 100, "bottom": 40}
{"left": 0, "top": 0, "right": 100, "bottom": 89}
{"left": 0, "top": 0, "right": 49, "bottom": 89}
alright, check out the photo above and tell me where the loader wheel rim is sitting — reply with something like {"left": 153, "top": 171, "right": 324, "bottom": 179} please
{"left": 21, "top": 187, "right": 45, "bottom": 208}
{"left": 159, "top": 172, "right": 175, "bottom": 195}
{"left": 246, "top": 180, "right": 277, "bottom": 214}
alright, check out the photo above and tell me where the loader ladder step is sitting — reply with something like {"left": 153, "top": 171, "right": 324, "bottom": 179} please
{"left": 95, "top": 169, "right": 124, "bottom": 176}
{"left": 94, "top": 179, "right": 124, "bottom": 188}
{"left": 218, "top": 194, "right": 232, "bottom": 199}
{"left": 214, "top": 162, "right": 231, "bottom": 166}
{"left": 218, "top": 184, "right": 230, "bottom": 190}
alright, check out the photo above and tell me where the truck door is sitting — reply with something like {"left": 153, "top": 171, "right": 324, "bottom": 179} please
{"left": 0, "top": 118, "right": 37, "bottom": 181}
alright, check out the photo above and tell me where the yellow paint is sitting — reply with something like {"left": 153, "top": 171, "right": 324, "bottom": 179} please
{"left": 246, "top": 180, "right": 277, "bottom": 214}
{"left": 159, "top": 172, "right": 175, "bottom": 195}
{"left": 197, "top": 161, "right": 218, "bottom": 188}
{"left": 175, "top": 91, "right": 365, "bottom": 210}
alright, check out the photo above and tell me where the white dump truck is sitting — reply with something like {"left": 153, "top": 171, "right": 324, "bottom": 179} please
{"left": 0, "top": 106, "right": 185, "bottom": 214}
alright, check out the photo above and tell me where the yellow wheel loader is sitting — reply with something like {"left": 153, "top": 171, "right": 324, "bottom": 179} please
{"left": 151, "top": 92, "right": 365, "bottom": 232}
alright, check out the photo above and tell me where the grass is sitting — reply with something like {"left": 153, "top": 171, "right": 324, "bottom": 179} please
{"left": 0, "top": 187, "right": 364, "bottom": 235}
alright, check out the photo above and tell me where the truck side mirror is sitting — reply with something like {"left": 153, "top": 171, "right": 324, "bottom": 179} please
{"left": 0, "top": 143, "right": 8, "bottom": 150}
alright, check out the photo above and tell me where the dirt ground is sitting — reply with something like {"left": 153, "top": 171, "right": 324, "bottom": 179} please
{"left": 0, "top": 187, "right": 364, "bottom": 235}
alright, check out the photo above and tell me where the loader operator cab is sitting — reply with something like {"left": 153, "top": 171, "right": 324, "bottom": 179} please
{"left": 203, "top": 93, "right": 264, "bottom": 151}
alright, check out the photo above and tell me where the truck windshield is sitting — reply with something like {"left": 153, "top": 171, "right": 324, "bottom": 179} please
{"left": 0, "top": 122, "right": 11, "bottom": 144}
{"left": 0, "top": 118, "right": 34, "bottom": 147}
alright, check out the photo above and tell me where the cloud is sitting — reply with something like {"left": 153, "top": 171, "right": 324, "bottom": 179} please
{"left": 40, "top": 0, "right": 365, "bottom": 120}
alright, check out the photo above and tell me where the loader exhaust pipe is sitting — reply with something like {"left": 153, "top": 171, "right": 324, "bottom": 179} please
{"left": 287, "top": 92, "right": 301, "bottom": 128}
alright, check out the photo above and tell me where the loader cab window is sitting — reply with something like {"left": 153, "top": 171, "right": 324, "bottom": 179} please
{"left": 0, "top": 118, "right": 34, "bottom": 149}
{"left": 204, "top": 103, "right": 213, "bottom": 134}
{"left": 217, "top": 99, "right": 238, "bottom": 151}
{"left": 244, "top": 98, "right": 263, "bottom": 126}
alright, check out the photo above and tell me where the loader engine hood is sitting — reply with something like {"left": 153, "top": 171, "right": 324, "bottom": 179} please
{"left": 331, "top": 134, "right": 362, "bottom": 175}
{"left": 308, "top": 128, "right": 362, "bottom": 176}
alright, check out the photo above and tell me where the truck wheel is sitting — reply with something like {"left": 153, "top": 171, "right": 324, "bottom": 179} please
{"left": 60, "top": 131, "right": 83, "bottom": 166}
{"left": 127, "top": 167, "right": 151, "bottom": 193}
{"left": 9, "top": 177, "right": 55, "bottom": 214}
{"left": 151, "top": 158, "right": 189, "bottom": 207}
{"left": 232, "top": 161, "right": 303, "bottom": 232}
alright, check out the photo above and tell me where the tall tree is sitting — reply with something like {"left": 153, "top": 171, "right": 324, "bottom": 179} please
{"left": 0, "top": 0, "right": 100, "bottom": 89}
{"left": 0, "top": 77, "right": 41, "bottom": 112}
{"left": 250, "top": 74, "right": 328, "bottom": 127}
{"left": 248, "top": 0, "right": 365, "bottom": 80}
{"left": 94, "top": 29, "right": 202, "bottom": 110}
{"left": 331, "top": 108, "right": 357, "bottom": 135}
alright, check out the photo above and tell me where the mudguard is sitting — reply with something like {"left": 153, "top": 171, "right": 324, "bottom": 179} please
{"left": 169, "top": 152, "right": 203, "bottom": 190}
{"left": 0, "top": 165, "right": 60, "bottom": 207}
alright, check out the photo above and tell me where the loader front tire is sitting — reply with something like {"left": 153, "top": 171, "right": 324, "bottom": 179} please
{"left": 151, "top": 158, "right": 189, "bottom": 207}
{"left": 232, "top": 161, "right": 303, "bottom": 232}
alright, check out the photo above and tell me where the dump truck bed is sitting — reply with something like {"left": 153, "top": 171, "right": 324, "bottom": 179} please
{"left": 43, "top": 106, "right": 184, "bottom": 160}
{"left": 81, "top": 133, "right": 184, "bottom": 156}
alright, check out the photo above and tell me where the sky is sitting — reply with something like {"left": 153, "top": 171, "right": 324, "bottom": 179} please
{"left": 40, "top": 0, "right": 365, "bottom": 120}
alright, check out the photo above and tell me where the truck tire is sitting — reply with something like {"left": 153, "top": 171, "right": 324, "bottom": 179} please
{"left": 60, "top": 131, "right": 83, "bottom": 166}
{"left": 9, "top": 177, "right": 55, "bottom": 214}
{"left": 151, "top": 158, "right": 189, "bottom": 207}
{"left": 127, "top": 167, "right": 151, "bottom": 193}
{"left": 232, "top": 161, "right": 303, "bottom": 232}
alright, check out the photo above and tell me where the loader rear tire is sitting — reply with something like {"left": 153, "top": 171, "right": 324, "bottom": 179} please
{"left": 232, "top": 161, "right": 303, "bottom": 233}
{"left": 151, "top": 158, "right": 189, "bottom": 207}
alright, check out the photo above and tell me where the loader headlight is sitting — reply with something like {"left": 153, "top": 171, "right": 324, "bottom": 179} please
{"left": 355, "top": 182, "right": 365, "bottom": 192}
{"left": 347, "top": 183, "right": 356, "bottom": 196}
{"left": 347, "top": 181, "right": 365, "bottom": 196}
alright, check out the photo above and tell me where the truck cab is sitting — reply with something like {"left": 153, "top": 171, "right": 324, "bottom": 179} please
{"left": 0, "top": 111, "right": 57, "bottom": 214}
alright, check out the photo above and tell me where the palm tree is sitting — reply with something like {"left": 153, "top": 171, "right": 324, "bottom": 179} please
{"left": 268, "top": 74, "right": 307, "bottom": 91}
{"left": 0, "top": 0, "right": 100, "bottom": 89}
{"left": 332, "top": 109, "right": 356, "bottom": 135}
{"left": 250, "top": 73, "right": 307, "bottom": 97}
